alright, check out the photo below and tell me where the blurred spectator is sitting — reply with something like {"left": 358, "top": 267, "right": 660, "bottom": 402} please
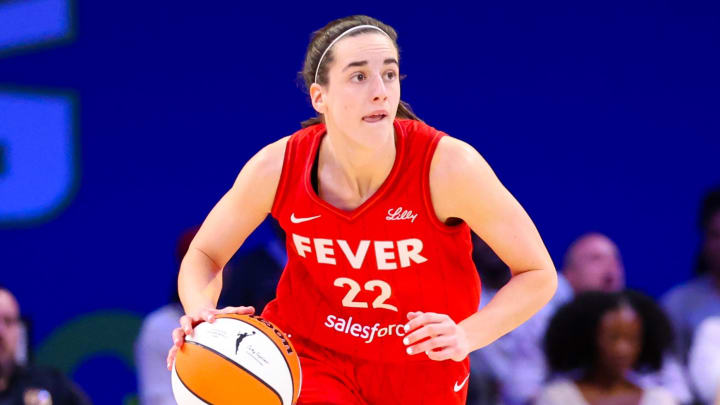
{"left": 466, "top": 234, "right": 513, "bottom": 405}
{"left": 662, "top": 187, "right": 720, "bottom": 362}
{"left": 688, "top": 316, "right": 720, "bottom": 404}
{"left": 469, "top": 233, "right": 690, "bottom": 405}
{"left": 565, "top": 236, "right": 689, "bottom": 404}
{"left": 217, "top": 218, "right": 286, "bottom": 310}
{"left": 469, "top": 233, "right": 572, "bottom": 405}
{"left": 135, "top": 220, "right": 285, "bottom": 405}
{"left": 135, "top": 227, "right": 197, "bottom": 405}
{"left": 562, "top": 233, "right": 624, "bottom": 294}
{"left": 0, "top": 285, "right": 91, "bottom": 405}
{"left": 536, "top": 290, "right": 676, "bottom": 405}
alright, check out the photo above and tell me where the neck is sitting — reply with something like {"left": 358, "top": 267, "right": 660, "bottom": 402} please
{"left": 0, "top": 361, "right": 13, "bottom": 392}
{"left": 321, "top": 122, "right": 396, "bottom": 200}
{"left": 711, "top": 271, "right": 720, "bottom": 291}
{"left": 581, "top": 368, "right": 629, "bottom": 391}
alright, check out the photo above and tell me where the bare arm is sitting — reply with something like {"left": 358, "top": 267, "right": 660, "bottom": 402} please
{"left": 167, "top": 137, "right": 289, "bottom": 369}
{"left": 178, "top": 136, "right": 289, "bottom": 315}
{"left": 404, "top": 136, "right": 557, "bottom": 360}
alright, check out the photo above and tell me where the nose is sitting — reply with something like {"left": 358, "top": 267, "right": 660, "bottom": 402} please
{"left": 614, "top": 336, "right": 639, "bottom": 358}
{"left": 370, "top": 73, "right": 388, "bottom": 103}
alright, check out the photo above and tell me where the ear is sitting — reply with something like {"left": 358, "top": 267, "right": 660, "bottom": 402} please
{"left": 309, "top": 83, "right": 326, "bottom": 115}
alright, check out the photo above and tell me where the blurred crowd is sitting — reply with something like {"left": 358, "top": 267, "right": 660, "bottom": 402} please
{"left": 2, "top": 187, "right": 718, "bottom": 405}
{"left": 466, "top": 186, "right": 720, "bottom": 405}
{"left": 0, "top": 285, "right": 90, "bottom": 405}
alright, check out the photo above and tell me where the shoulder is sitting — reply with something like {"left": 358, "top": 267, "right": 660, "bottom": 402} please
{"left": 15, "top": 364, "right": 63, "bottom": 382}
{"left": 689, "top": 316, "right": 720, "bottom": 403}
{"left": 396, "top": 120, "right": 485, "bottom": 175}
{"left": 543, "top": 378, "right": 579, "bottom": 393}
{"left": 641, "top": 386, "right": 677, "bottom": 405}
{"left": 229, "top": 136, "right": 290, "bottom": 198}
{"left": 215, "top": 136, "right": 292, "bottom": 217}
{"left": 661, "top": 276, "right": 711, "bottom": 309}
{"left": 537, "top": 379, "right": 583, "bottom": 404}
{"left": 553, "top": 274, "right": 575, "bottom": 304}
{"left": 428, "top": 134, "right": 501, "bottom": 213}
{"left": 244, "top": 136, "right": 290, "bottom": 180}
{"left": 249, "top": 122, "right": 327, "bottom": 178}
{"left": 695, "top": 316, "right": 720, "bottom": 342}
{"left": 14, "top": 365, "right": 88, "bottom": 401}
{"left": 429, "top": 135, "right": 494, "bottom": 192}
{"left": 433, "top": 135, "right": 484, "bottom": 172}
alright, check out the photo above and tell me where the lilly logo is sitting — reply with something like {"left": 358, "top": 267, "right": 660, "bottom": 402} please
{"left": 386, "top": 207, "right": 418, "bottom": 223}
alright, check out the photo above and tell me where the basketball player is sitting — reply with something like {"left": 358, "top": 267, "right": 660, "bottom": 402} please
{"left": 167, "top": 15, "right": 558, "bottom": 404}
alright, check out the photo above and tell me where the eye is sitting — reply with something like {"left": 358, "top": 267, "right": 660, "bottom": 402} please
{"left": 351, "top": 72, "right": 366, "bottom": 82}
{"left": 384, "top": 71, "right": 397, "bottom": 80}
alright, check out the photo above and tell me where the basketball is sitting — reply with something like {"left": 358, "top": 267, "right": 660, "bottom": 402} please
{"left": 171, "top": 314, "right": 301, "bottom": 405}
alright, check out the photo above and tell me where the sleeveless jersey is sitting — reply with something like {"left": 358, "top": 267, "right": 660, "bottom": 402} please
{"left": 262, "top": 119, "right": 481, "bottom": 363}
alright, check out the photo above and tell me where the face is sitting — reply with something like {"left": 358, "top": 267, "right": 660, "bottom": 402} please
{"left": 564, "top": 234, "right": 625, "bottom": 293}
{"left": 0, "top": 289, "right": 20, "bottom": 370}
{"left": 703, "top": 212, "right": 720, "bottom": 273}
{"left": 310, "top": 32, "right": 401, "bottom": 147}
{"left": 595, "top": 306, "right": 642, "bottom": 377}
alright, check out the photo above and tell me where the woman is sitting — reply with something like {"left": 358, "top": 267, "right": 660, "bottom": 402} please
{"left": 166, "top": 15, "right": 557, "bottom": 404}
{"left": 661, "top": 187, "right": 720, "bottom": 361}
{"left": 689, "top": 316, "right": 720, "bottom": 405}
{"left": 537, "top": 290, "right": 676, "bottom": 405}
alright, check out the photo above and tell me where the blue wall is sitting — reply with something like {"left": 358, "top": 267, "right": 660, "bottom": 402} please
{"left": 1, "top": 1, "right": 719, "bottom": 402}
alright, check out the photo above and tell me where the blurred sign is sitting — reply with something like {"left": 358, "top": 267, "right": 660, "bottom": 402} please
{"left": 0, "top": 0, "right": 71, "bottom": 53}
{"left": 0, "top": 0, "right": 76, "bottom": 225}
{"left": 0, "top": 93, "right": 76, "bottom": 223}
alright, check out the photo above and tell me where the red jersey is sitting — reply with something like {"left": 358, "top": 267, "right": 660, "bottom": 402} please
{"left": 262, "top": 119, "right": 481, "bottom": 363}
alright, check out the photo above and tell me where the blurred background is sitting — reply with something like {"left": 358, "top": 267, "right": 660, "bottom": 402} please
{"left": 1, "top": 1, "right": 719, "bottom": 404}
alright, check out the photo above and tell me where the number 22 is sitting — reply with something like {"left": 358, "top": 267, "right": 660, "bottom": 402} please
{"left": 333, "top": 277, "right": 398, "bottom": 312}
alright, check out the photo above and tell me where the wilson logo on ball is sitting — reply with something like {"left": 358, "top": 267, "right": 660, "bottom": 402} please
{"left": 172, "top": 314, "right": 301, "bottom": 405}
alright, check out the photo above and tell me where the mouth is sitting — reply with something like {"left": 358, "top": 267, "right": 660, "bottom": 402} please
{"left": 607, "top": 356, "right": 634, "bottom": 369}
{"left": 362, "top": 111, "right": 389, "bottom": 123}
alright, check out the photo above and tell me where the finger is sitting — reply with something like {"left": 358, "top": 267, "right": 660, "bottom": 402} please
{"left": 402, "top": 312, "right": 422, "bottom": 334}
{"left": 406, "top": 311, "right": 422, "bottom": 321}
{"left": 404, "top": 312, "right": 449, "bottom": 334}
{"left": 179, "top": 315, "right": 196, "bottom": 336}
{"left": 200, "top": 308, "right": 220, "bottom": 323}
{"left": 425, "top": 346, "right": 455, "bottom": 361}
{"left": 171, "top": 327, "right": 186, "bottom": 347}
{"left": 405, "top": 335, "right": 454, "bottom": 356}
{"left": 219, "top": 306, "right": 255, "bottom": 315}
{"left": 403, "top": 322, "right": 453, "bottom": 346}
{"left": 166, "top": 346, "right": 178, "bottom": 370}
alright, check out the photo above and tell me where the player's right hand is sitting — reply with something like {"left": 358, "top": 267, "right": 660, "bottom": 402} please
{"left": 166, "top": 305, "right": 255, "bottom": 370}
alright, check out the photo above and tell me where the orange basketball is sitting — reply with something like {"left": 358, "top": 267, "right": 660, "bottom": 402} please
{"left": 171, "top": 314, "right": 302, "bottom": 405}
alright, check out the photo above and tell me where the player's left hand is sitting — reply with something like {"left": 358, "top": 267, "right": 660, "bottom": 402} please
{"left": 402, "top": 311, "right": 470, "bottom": 362}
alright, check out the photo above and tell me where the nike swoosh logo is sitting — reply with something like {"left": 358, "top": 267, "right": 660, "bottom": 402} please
{"left": 290, "top": 213, "right": 322, "bottom": 224}
{"left": 453, "top": 374, "right": 470, "bottom": 393}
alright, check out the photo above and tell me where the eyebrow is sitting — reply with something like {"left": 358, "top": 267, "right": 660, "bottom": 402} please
{"left": 342, "top": 58, "right": 399, "bottom": 72}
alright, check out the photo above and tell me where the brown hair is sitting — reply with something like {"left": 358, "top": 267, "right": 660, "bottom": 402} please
{"left": 299, "top": 15, "right": 421, "bottom": 128}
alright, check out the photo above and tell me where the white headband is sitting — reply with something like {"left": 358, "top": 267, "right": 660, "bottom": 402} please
{"left": 314, "top": 25, "right": 391, "bottom": 84}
